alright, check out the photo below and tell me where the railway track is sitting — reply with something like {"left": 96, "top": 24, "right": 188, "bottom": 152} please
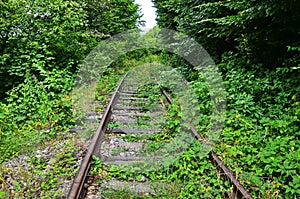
{"left": 68, "top": 73, "right": 253, "bottom": 199}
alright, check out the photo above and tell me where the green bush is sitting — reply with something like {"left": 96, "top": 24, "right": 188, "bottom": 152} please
{"left": 0, "top": 70, "right": 74, "bottom": 163}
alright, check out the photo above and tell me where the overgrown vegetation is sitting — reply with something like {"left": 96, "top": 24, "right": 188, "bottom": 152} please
{"left": 1, "top": 0, "right": 299, "bottom": 198}
{"left": 0, "top": 0, "right": 142, "bottom": 97}
{"left": 91, "top": 79, "right": 233, "bottom": 198}
{"left": 0, "top": 0, "right": 143, "bottom": 197}
{"left": 153, "top": 0, "right": 300, "bottom": 198}
{"left": 0, "top": 0, "right": 142, "bottom": 163}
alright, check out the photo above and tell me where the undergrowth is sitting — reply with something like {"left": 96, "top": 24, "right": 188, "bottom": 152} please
{"left": 91, "top": 51, "right": 300, "bottom": 198}
{"left": 91, "top": 80, "right": 232, "bottom": 198}
{"left": 0, "top": 69, "right": 74, "bottom": 163}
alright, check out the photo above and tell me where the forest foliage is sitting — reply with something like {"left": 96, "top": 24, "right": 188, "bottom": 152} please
{"left": 0, "top": 0, "right": 142, "bottom": 162}
{"left": 152, "top": 0, "right": 300, "bottom": 198}
{"left": 0, "top": 0, "right": 299, "bottom": 198}
{"left": 153, "top": 0, "right": 300, "bottom": 66}
{"left": 0, "top": 0, "right": 141, "bottom": 97}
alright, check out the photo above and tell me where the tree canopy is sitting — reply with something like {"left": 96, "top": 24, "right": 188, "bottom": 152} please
{"left": 153, "top": 0, "right": 300, "bottom": 66}
{"left": 0, "top": 0, "right": 142, "bottom": 98}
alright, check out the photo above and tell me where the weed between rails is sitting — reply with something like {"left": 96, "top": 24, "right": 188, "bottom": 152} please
{"left": 90, "top": 82, "right": 232, "bottom": 198}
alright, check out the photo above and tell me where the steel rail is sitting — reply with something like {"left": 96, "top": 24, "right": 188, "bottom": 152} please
{"left": 67, "top": 73, "right": 128, "bottom": 199}
{"left": 160, "top": 88, "right": 253, "bottom": 199}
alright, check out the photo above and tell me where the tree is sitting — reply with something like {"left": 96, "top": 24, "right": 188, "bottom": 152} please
{"left": 152, "top": 0, "right": 300, "bottom": 67}
{"left": 0, "top": 0, "right": 142, "bottom": 98}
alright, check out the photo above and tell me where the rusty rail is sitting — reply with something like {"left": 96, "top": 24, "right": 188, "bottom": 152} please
{"left": 160, "top": 88, "right": 253, "bottom": 199}
{"left": 68, "top": 77, "right": 252, "bottom": 198}
{"left": 67, "top": 73, "right": 128, "bottom": 199}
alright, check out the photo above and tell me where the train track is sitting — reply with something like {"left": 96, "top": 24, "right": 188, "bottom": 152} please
{"left": 68, "top": 73, "right": 253, "bottom": 199}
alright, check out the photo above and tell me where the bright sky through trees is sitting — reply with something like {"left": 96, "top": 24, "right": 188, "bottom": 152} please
{"left": 135, "top": 0, "right": 157, "bottom": 31}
